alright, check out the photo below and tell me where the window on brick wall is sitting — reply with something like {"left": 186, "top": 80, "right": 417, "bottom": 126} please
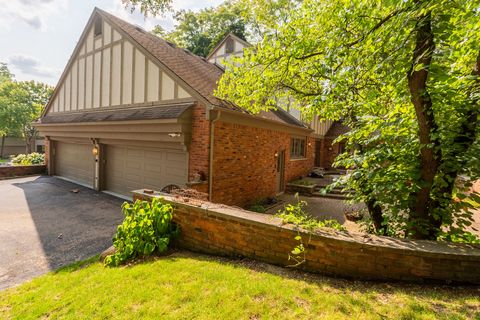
{"left": 290, "top": 138, "right": 306, "bottom": 159}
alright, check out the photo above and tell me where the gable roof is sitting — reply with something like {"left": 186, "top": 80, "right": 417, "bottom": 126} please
{"left": 41, "top": 8, "right": 307, "bottom": 129}
{"left": 97, "top": 9, "right": 306, "bottom": 128}
{"left": 206, "top": 32, "right": 252, "bottom": 61}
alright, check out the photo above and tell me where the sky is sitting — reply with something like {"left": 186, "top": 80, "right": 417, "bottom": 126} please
{"left": 0, "top": 0, "right": 224, "bottom": 86}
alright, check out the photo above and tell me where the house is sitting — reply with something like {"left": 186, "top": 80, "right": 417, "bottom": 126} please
{"left": 206, "top": 33, "right": 348, "bottom": 169}
{"left": 0, "top": 136, "right": 45, "bottom": 158}
{"left": 34, "top": 8, "right": 315, "bottom": 206}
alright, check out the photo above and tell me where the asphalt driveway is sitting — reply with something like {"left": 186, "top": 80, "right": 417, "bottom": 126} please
{"left": 0, "top": 176, "right": 124, "bottom": 290}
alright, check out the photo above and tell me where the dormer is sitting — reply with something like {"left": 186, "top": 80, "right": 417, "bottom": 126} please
{"left": 206, "top": 33, "right": 251, "bottom": 68}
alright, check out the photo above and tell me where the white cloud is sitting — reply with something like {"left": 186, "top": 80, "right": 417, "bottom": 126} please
{"left": 9, "top": 54, "right": 57, "bottom": 78}
{"left": 0, "top": 0, "right": 67, "bottom": 31}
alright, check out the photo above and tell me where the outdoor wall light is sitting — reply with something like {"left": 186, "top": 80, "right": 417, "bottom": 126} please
{"left": 308, "top": 142, "right": 312, "bottom": 147}
{"left": 168, "top": 132, "right": 182, "bottom": 138}
{"left": 274, "top": 152, "right": 279, "bottom": 157}
{"left": 92, "top": 146, "right": 99, "bottom": 156}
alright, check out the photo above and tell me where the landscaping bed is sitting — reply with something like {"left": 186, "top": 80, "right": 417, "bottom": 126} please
{"left": 1, "top": 250, "right": 479, "bottom": 319}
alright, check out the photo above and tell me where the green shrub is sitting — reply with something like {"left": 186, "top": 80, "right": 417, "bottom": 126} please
{"left": 11, "top": 152, "right": 45, "bottom": 165}
{"left": 105, "top": 198, "right": 179, "bottom": 267}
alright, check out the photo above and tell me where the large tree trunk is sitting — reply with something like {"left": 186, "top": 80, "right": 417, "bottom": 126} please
{"left": 407, "top": 8, "right": 441, "bottom": 239}
{"left": 0, "top": 135, "right": 5, "bottom": 159}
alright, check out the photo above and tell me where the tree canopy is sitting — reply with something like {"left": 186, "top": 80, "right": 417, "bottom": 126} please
{"left": 152, "top": 1, "right": 249, "bottom": 57}
{"left": 0, "top": 62, "right": 13, "bottom": 84}
{"left": 0, "top": 65, "right": 53, "bottom": 156}
{"left": 216, "top": 0, "right": 480, "bottom": 241}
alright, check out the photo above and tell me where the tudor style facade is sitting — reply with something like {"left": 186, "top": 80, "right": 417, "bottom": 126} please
{"left": 206, "top": 33, "right": 347, "bottom": 169}
{"left": 35, "top": 8, "right": 314, "bottom": 206}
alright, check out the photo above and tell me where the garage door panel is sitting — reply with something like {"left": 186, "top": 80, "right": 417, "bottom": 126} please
{"left": 55, "top": 142, "right": 94, "bottom": 187}
{"left": 105, "top": 145, "right": 187, "bottom": 197}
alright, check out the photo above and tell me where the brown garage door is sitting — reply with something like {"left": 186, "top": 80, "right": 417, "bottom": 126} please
{"left": 55, "top": 141, "right": 95, "bottom": 188}
{"left": 105, "top": 145, "right": 188, "bottom": 197}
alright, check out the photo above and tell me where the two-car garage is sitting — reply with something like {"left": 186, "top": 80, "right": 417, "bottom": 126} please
{"left": 51, "top": 140, "right": 188, "bottom": 199}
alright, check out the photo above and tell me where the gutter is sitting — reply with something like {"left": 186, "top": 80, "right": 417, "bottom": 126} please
{"left": 208, "top": 109, "right": 222, "bottom": 201}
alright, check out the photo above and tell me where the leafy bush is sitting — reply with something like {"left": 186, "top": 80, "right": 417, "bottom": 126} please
{"left": 11, "top": 152, "right": 44, "bottom": 165}
{"left": 105, "top": 198, "right": 179, "bottom": 267}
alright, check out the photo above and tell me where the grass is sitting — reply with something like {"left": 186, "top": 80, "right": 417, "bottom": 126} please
{"left": 1, "top": 251, "right": 479, "bottom": 320}
{"left": 0, "top": 158, "right": 9, "bottom": 164}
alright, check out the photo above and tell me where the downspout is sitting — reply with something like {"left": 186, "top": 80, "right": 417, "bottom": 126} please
{"left": 208, "top": 110, "right": 221, "bottom": 202}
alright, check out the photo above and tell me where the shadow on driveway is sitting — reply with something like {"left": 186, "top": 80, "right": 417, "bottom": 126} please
{"left": 0, "top": 176, "right": 125, "bottom": 290}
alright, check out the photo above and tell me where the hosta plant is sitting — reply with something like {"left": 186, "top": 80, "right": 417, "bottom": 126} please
{"left": 105, "top": 198, "right": 179, "bottom": 267}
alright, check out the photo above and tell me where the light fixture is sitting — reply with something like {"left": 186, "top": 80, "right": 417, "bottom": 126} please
{"left": 92, "top": 146, "right": 99, "bottom": 156}
{"left": 168, "top": 132, "right": 182, "bottom": 138}
{"left": 274, "top": 152, "right": 279, "bottom": 157}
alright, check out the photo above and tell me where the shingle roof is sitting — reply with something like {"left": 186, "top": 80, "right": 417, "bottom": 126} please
{"left": 97, "top": 9, "right": 307, "bottom": 129}
{"left": 39, "top": 104, "right": 192, "bottom": 124}
{"left": 325, "top": 121, "right": 350, "bottom": 138}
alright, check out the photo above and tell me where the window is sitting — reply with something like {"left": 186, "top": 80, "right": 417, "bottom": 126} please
{"left": 94, "top": 17, "right": 103, "bottom": 37}
{"left": 36, "top": 145, "right": 45, "bottom": 153}
{"left": 290, "top": 138, "right": 306, "bottom": 159}
{"left": 225, "top": 37, "right": 234, "bottom": 54}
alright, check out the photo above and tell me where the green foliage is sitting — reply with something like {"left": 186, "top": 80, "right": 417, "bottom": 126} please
{"left": 276, "top": 195, "right": 346, "bottom": 232}
{"left": 0, "top": 62, "right": 13, "bottom": 84}
{"left": 11, "top": 153, "right": 45, "bottom": 166}
{"left": 276, "top": 194, "right": 345, "bottom": 267}
{"left": 0, "top": 79, "right": 53, "bottom": 153}
{"left": 248, "top": 204, "right": 266, "bottom": 213}
{"left": 217, "top": 0, "right": 480, "bottom": 241}
{"left": 289, "top": 179, "right": 315, "bottom": 186}
{"left": 152, "top": 1, "right": 249, "bottom": 57}
{"left": 105, "top": 198, "right": 179, "bottom": 266}
{"left": 121, "top": 0, "right": 172, "bottom": 16}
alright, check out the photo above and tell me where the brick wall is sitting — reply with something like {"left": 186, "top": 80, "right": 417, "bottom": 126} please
{"left": 0, "top": 165, "right": 46, "bottom": 179}
{"left": 319, "top": 138, "right": 342, "bottom": 169}
{"left": 188, "top": 103, "right": 211, "bottom": 188}
{"left": 211, "top": 121, "right": 314, "bottom": 206}
{"left": 134, "top": 191, "right": 480, "bottom": 284}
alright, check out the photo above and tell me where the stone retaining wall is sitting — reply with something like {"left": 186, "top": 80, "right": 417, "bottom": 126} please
{"left": 0, "top": 165, "right": 46, "bottom": 179}
{"left": 134, "top": 190, "right": 480, "bottom": 284}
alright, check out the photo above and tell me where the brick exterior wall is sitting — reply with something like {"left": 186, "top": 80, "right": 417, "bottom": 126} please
{"left": 188, "top": 104, "right": 211, "bottom": 184}
{"left": 0, "top": 165, "right": 46, "bottom": 179}
{"left": 318, "top": 138, "right": 342, "bottom": 169}
{"left": 134, "top": 192, "right": 480, "bottom": 284}
{"left": 211, "top": 121, "right": 314, "bottom": 206}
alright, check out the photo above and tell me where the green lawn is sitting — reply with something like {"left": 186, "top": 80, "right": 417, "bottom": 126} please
{"left": 1, "top": 251, "right": 478, "bottom": 320}
{"left": 0, "top": 158, "right": 8, "bottom": 164}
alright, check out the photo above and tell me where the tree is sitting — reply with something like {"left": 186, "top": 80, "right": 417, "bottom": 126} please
{"left": 121, "top": 0, "right": 172, "bottom": 16}
{"left": 217, "top": 0, "right": 480, "bottom": 241}
{"left": 152, "top": 1, "right": 249, "bottom": 57}
{"left": 0, "top": 80, "right": 53, "bottom": 156}
{"left": 0, "top": 62, "right": 13, "bottom": 84}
